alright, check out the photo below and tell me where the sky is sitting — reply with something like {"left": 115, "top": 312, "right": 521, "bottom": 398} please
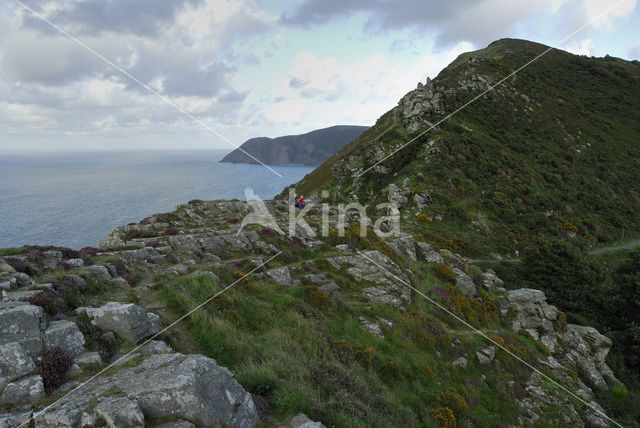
{"left": 0, "top": 0, "right": 638, "bottom": 152}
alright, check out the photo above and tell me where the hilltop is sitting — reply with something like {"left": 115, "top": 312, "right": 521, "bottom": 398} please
{"left": 220, "top": 125, "right": 369, "bottom": 166}
{"left": 288, "top": 38, "right": 640, "bottom": 257}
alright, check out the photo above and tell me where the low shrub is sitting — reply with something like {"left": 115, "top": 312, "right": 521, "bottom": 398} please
{"left": 165, "top": 228, "right": 179, "bottom": 236}
{"left": 379, "top": 361, "right": 402, "bottom": 381}
{"left": 303, "top": 286, "right": 327, "bottom": 309}
{"left": 79, "top": 247, "right": 99, "bottom": 257}
{"left": 188, "top": 199, "right": 203, "bottom": 205}
{"left": 432, "top": 263, "right": 456, "bottom": 284}
{"left": 56, "top": 261, "right": 70, "bottom": 271}
{"left": 438, "top": 387, "right": 469, "bottom": 416}
{"left": 76, "top": 312, "right": 116, "bottom": 362}
{"left": 115, "top": 264, "right": 136, "bottom": 285}
{"left": 22, "top": 290, "right": 66, "bottom": 316}
{"left": 430, "top": 407, "right": 456, "bottom": 428}
{"left": 553, "top": 310, "right": 568, "bottom": 332}
{"left": 5, "top": 257, "right": 33, "bottom": 275}
{"left": 25, "top": 250, "right": 44, "bottom": 266}
{"left": 38, "top": 346, "right": 73, "bottom": 393}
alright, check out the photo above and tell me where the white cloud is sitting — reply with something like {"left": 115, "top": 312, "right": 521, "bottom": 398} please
{"left": 564, "top": 38, "right": 597, "bottom": 56}
{"left": 262, "top": 42, "right": 472, "bottom": 129}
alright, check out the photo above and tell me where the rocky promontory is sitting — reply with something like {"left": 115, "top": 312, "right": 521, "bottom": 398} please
{"left": 0, "top": 198, "right": 624, "bottom": 426}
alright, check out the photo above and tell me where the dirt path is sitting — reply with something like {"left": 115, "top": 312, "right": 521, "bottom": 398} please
{"left": 469, "top": 240, "right": 640, "bottom": 264}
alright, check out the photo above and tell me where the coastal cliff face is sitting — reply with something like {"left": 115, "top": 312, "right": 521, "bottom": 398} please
{"left": 220, "top": 125, "right": 368, "bottom": 165}
{"left": 0, "top": 199, "right": 625, "bottom": 427}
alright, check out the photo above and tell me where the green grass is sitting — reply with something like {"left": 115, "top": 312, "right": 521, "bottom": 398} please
{"left": 153, "top": 259, "right": 572, "bottom": 426}
{"left": 0, "top": 247, "right": 25, "bottom": 256}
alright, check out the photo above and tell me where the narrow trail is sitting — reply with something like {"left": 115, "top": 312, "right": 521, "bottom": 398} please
{"left": 470, "top": 239, "right": 640, "bottom": 263}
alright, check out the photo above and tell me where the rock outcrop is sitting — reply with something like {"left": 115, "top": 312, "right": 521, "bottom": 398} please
{"left": 33, "top": 353, "right": 259, "bottom": 428}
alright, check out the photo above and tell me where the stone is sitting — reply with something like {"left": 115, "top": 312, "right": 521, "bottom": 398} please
{"left": 74, "top": 351, "right": 103, "bottom": 366}
{"left": 318, "top": 282, "right": 340, "bottom": 296}
{"left": 94, "top": 396, "right": 145, "bottom": 428}
{"left": 415, "top": 242, "right": 444, "bottom": 263}
{"left": 558, "top": 325, "right": 618, "bottom": 390}
{"left": 83, "top": 302, "right": 162, "bottom": 344}
{"left": 139, "top": 340, "right": 173, "bottom": 355}
{"left": 34, "top": 353, "right": 259, "bottom": 428}
{"left": 12, "top": 273, "right": 34, "bottom": 288}
{"left": 123, "top": 247, "right": 159, "bottom": 262}
{"left": 44, "top": 320, "right": 86, "bottom": 358}
{"left": 0, "top": 410, "right": 32, "bottom": 428}
{"left": 200, "top": 237, "right": 224, "bottom": 255}
{"left": 388, "top": 234, "right": 417, "bottom": 262}
{"left": 66, "top": 275, "right": 88, "bottom": 289}
{"left": 155, "top": 421, "right": 196, "bottom": 428}
{"left": 452, "top": 268, "right": 476, "bottom": 297}
{"left": 0, "top": 282, "right": 11, "bottom": 292}
{"left": 67, "top": 259, "right": 84, "bottom": 268}
{"left": 476, "top": 346, "right": 495, "bottom": 365}
{"left": 328, "top": 251, "right": 411, "bottom": 306}
{"left": 87, "top": 265, "right": 112, "bottom": 281}
{"left": 452, "top": 356, "right": 468, "bottom": 369}
{"left": 0, "top": 342, "right": 35, "bottom": 390}
{"left": 0, "top": 260, "right": 15, "bottom": 274}
{"left": 168, "top": 235, "right": 202, "bottom": 252}
{"left": 0, "top": 302, "right": 46, "bottom": 357}
{"left": 481, "top": 269, "right": 504, "bottom": 291}
{"left": 1, "top": 290, "right": 41, "bottom": 302}
{"left": 266, "top": 266, "right": 292, "bottom": 286}
{"left": 359, "top": 317, "right": 383, "bottom": 338}
{"left": 0, "top": 375, "right": 44, "bottom": 405}
{"left": 282, "top": 413, "right": 326, "bottom": 428}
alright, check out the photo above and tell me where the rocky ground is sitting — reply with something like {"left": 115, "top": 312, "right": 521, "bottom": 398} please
{"left": 0, "top": 199, "right": 622, "bottom": 427}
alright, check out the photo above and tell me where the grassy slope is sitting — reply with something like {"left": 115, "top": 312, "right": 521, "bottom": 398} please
{"left": 290, "top": 39, "right": 640, "bottom": 257}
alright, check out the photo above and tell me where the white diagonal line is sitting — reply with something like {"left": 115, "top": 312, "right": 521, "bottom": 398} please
{"left": 356, "top": 250, "right": 624, "bottom": 428}
{"left": 12, "top": 0, "right": 283, "bottom": 178}
{"left": 21, "top": 251, "right": 282, "bottom": 427}
{"left": 357, "top": 0, "right": 629, "bottom": 178}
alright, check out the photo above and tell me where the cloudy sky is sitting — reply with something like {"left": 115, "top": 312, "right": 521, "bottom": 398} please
{"left": 0, "top": 0, "right": 638, "bottom": 152}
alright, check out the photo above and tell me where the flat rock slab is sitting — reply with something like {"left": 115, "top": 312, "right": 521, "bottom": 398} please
{"left": 266, "top": 266, "right": 292, "bottom": 286}
{"left": 33, "top": 353, "right": 259, "bottom": 428}
{"left": 0, "top": 342, "right": 36, "bottom": 389}
{"left": 44, "top": 320, "right": 86, "bottom": 358}
{"left": 82, "top": 302, "right": 162, "bottom": 344}
{"left": 0, "top": 302, "right": 46, "bottom": 357}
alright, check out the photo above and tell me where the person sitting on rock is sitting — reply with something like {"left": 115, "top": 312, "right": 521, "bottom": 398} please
{"left": 297, "top": 195, "right": 306, "bottom": 209}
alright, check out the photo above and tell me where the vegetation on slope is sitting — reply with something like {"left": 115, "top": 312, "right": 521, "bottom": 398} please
{"left": 290, "top": 39, "right": 640, "bottom": 257}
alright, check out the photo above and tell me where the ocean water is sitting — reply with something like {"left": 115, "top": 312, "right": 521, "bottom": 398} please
{"left": 0, "top": 150, "right": 313, "bottom": 249}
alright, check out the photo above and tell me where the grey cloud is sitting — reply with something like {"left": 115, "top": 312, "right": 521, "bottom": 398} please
{"left": 282, "top": 0, "right": 540, "bottom": 48}
{"left": 20, "top": 0, "right": 203, "bottom": 37}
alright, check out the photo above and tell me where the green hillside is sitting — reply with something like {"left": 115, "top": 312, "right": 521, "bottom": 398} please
{"left": 289, "top": 38, "right": 640, "bottom": 257}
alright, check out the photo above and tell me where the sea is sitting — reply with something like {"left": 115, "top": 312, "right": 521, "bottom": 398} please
{"left": 0, "top": 150, "right": 313, "bottom": 249}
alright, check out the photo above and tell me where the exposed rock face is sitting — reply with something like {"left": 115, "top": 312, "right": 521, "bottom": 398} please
{"left": 0, "top": 302, "right": 46, "bottom": 357}
{"left": 397, "top": 77, "right": 444, "bottom": 133}
{"left": 33, "top": 353, "right": 259, "bottom": 428}
{"left": 44, "top": 320, "right": 86, "bottom": 358}
{"left": 476, "top": 346, "right": 495, "bottom": 365}
{"left": 280, "top": 413, "right": 326, "bottom": 428}
{"left": 496, "top": 284, "right": 618, "bottom": 426}
{"left": 266, "top": 266, "right": 292, "bottom": 286}
{"left": 328, "top": 250, "right": 410, "bottom": 308}
{"left": 452, "top": 267, "right": 476, "bottom": 297}
{"left": 0, "top": 342, "right": 35, "bottom": 391}
{"left": 81, "top": 302, "right": 162, "bottom": 344}
{"left": 0, "top": 375, "right": 44, "bottom": 406}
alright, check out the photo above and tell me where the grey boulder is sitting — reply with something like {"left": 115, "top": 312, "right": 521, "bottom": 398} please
{"left": 0, "top": 302, "right": 46, "bottom": 357}
{"left": 0, "top": 375, "right": 44, "bottom": 405}
{"left": 83, "top": 302, "right": 162, "bottom": 344}
{"left": 44, "top": 320, "right": 86, "bottom": 358}
{"left": 266, "top": 266, "right": 292, "bottom": 286}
